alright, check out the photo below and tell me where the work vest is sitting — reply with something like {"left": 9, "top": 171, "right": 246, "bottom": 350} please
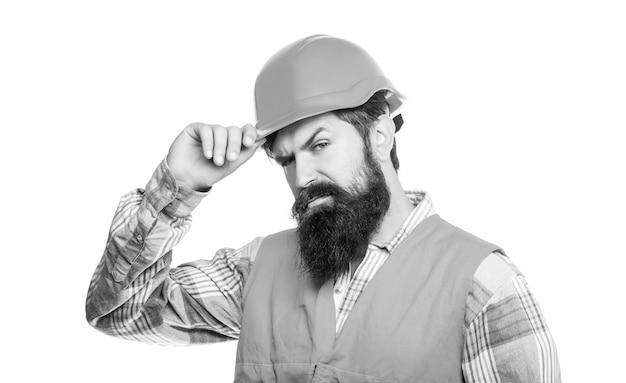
{"left": 235, "top": 215, "right": 500, "bottom": 382}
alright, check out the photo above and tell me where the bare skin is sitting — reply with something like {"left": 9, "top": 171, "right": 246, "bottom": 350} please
{"left": 272, "top": 112, "right": 414, "bottom": 244}
{"left": 166, "top": 122, "right": 265, "bottom": 191}
{"left": 166, "top": 113, "right": 413, "bottom": 246}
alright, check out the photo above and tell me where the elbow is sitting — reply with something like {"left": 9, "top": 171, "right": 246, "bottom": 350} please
{"left": 85, "top": 290, "right": 115, "bottom": 332}
{"left": 85, "top": 304, "right": 123, "bottom": 339}
{"left": 85, "top": 302, "right": 107, "bottom": 331}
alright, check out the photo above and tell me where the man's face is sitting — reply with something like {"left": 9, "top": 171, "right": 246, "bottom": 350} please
{"left": 273, "top": 112, "right": 368, "bottom": 199}
{"left": 272, "top": 113, "right": 391, "bottom": 282}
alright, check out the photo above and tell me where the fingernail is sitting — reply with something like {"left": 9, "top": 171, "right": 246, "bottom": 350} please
{"left": 244, "top": 137, "right": 253, "bottom": 146}
{"left": 227, "top": 152, "right": 237, "bottom": 161}
{"left": 215, "top": 156, "right": 223, "bottom": 166}
{"left": 206, "top": 150, "right": 212, "bottom": 158}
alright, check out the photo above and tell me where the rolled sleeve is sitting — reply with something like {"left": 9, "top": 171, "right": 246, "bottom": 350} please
{"left": 144, "top": 158, "right": 209, "bottom": 218}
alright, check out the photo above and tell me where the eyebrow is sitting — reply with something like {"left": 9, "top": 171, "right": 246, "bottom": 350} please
{"left": 274, "top": 127, "right": 327, "bottom": 164}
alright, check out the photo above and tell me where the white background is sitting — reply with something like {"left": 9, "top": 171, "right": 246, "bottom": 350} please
{"left": 1, "top": 1, "right": 624, "bottom": 381}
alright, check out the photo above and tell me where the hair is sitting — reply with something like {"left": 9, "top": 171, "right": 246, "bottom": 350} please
{"left": 262, "top": 90, "right": 401, "bottom": 171}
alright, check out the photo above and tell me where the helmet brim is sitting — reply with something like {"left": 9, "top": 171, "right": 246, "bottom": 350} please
{"left": 255, "top": 79, "right": 406, "bottom": 138}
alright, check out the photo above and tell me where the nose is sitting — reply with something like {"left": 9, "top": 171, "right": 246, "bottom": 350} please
{"left": 289, "top": 156, "right": 317, "bottom": 194}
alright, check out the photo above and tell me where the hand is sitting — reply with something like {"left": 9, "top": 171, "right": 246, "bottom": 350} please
{"left": 166, "top": 122, "right": 265, "bottom": 191}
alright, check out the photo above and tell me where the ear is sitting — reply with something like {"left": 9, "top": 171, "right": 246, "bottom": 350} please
{"left": 371, "top": 114, "right": 396, "bottom": 162}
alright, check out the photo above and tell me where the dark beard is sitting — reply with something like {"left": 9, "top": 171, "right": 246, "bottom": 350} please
{"left": 291, "top": 150, "right": 391, "bottom": 284}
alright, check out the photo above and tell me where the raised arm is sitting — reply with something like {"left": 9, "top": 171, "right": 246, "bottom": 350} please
{"left": 86, "top": 123, "right": 265, "bottom": 345}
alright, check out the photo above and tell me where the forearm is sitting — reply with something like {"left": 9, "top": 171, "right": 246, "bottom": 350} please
{"left": 85, "top": 159, "right": 220, "bottom": 345}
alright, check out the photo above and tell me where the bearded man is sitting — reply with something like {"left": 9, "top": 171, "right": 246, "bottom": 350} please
{"left": 86, "top": 35, "right": 560, "bottom": 382}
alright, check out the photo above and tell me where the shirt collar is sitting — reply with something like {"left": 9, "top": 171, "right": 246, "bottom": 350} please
{"left": 370, "top": 190, "right": 436, "bottom": 253}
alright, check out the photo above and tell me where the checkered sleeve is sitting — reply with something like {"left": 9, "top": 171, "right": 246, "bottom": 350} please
{"left": 85, "top": 158, "right": 261, "bottom": 345}
{"left": 462, "top": 253, "right": 561, "bottom": 383}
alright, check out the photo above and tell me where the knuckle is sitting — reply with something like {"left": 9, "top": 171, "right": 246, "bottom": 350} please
{"left": 186, "top": 122, "right": 207, "bottom": 131}
{"left": 227, "top": 125, "right": 241, "bottom": 135}
{"left": 227, "top": 126, "right": 242, "bottom": 141}
{"left": 213, "top": 125, "right": 227, "bottom": 138}
{"left": 186, "top": 122, "right": 201, "bottom": 129}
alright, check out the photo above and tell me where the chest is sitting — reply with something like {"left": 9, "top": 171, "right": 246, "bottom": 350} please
{"left": 236, "top": 216, "right": 497, "bottom": 382}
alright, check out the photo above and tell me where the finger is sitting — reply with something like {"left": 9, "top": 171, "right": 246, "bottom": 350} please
{"left": 184, "top": 122, "right": 206, "bottom": 141}
{"left": 196, "top": 124, "right": 214, "bottom": 159}
{"left": 237, "top": 138, "right": 266, "bottom": 164}
{"left": 212, "top": 125, "right": 228, "bottom": 166}
{"left": 226, "top": 126, "right": 243, "bottom": 162}
{"left": 241, "top": 124, "right": 257, "bottom": 148}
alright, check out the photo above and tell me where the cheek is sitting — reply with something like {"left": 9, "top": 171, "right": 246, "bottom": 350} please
{"left": 337, "top": 152, "right": 367, "bottom": 183}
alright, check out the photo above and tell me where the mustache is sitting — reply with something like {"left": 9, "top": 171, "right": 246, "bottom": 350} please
{"left": 291, "top": 182, "right": 348, "bottom": 219}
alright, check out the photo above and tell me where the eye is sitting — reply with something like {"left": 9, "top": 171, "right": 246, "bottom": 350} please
{"left": 280, "top": 158, "right": 294, "bottom": 168}
{"left": 312, "top": 141, "right": 329, "bottom": 151}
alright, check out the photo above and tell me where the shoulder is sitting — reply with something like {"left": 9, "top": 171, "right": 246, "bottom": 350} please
{"left": 464, "top": 251, "right": 526, "bottom": 326}
{"left": 263, "top": 227, "right": 297, "bottom": 241}
{"left": 434, "top": 217, "right": 500, "bottom": 250}
{"left": 249, "top": 228, "right": 297, "bottom": 263}
{"left": 462, "top": 253, "right": 561, "bottom": 381}
{"left": 409, "top": 217, "right": 502, "bottom": 270}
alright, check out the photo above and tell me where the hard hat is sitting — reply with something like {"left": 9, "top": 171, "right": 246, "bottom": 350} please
{"left": 254, "top": 35, "right": 406, "bottom": 138}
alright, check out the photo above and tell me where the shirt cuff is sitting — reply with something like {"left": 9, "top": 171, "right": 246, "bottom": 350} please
{"left": 144, "top": 158, "right": 210, "bottom": 218}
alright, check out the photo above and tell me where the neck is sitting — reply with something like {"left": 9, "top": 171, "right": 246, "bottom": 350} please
{"left": 371, "top": 170, "right": 414, "bottom": 244}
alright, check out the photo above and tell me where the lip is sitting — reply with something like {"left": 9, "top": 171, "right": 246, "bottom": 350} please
{"left": 307, "top": 196, "right": 332, "bottom": 209}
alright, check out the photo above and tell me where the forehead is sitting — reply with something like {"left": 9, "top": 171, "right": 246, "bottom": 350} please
{"left": 273, "top": 112, "right": 358, "bottom": 153}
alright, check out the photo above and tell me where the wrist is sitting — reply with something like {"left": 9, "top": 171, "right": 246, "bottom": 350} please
{"left": 154, "top": 158, "right": 209, "bottom": 217}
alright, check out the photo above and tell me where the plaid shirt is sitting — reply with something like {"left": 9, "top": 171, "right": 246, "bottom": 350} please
{"left": 87, "top": 159, "right": 561, "bottom": 382}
